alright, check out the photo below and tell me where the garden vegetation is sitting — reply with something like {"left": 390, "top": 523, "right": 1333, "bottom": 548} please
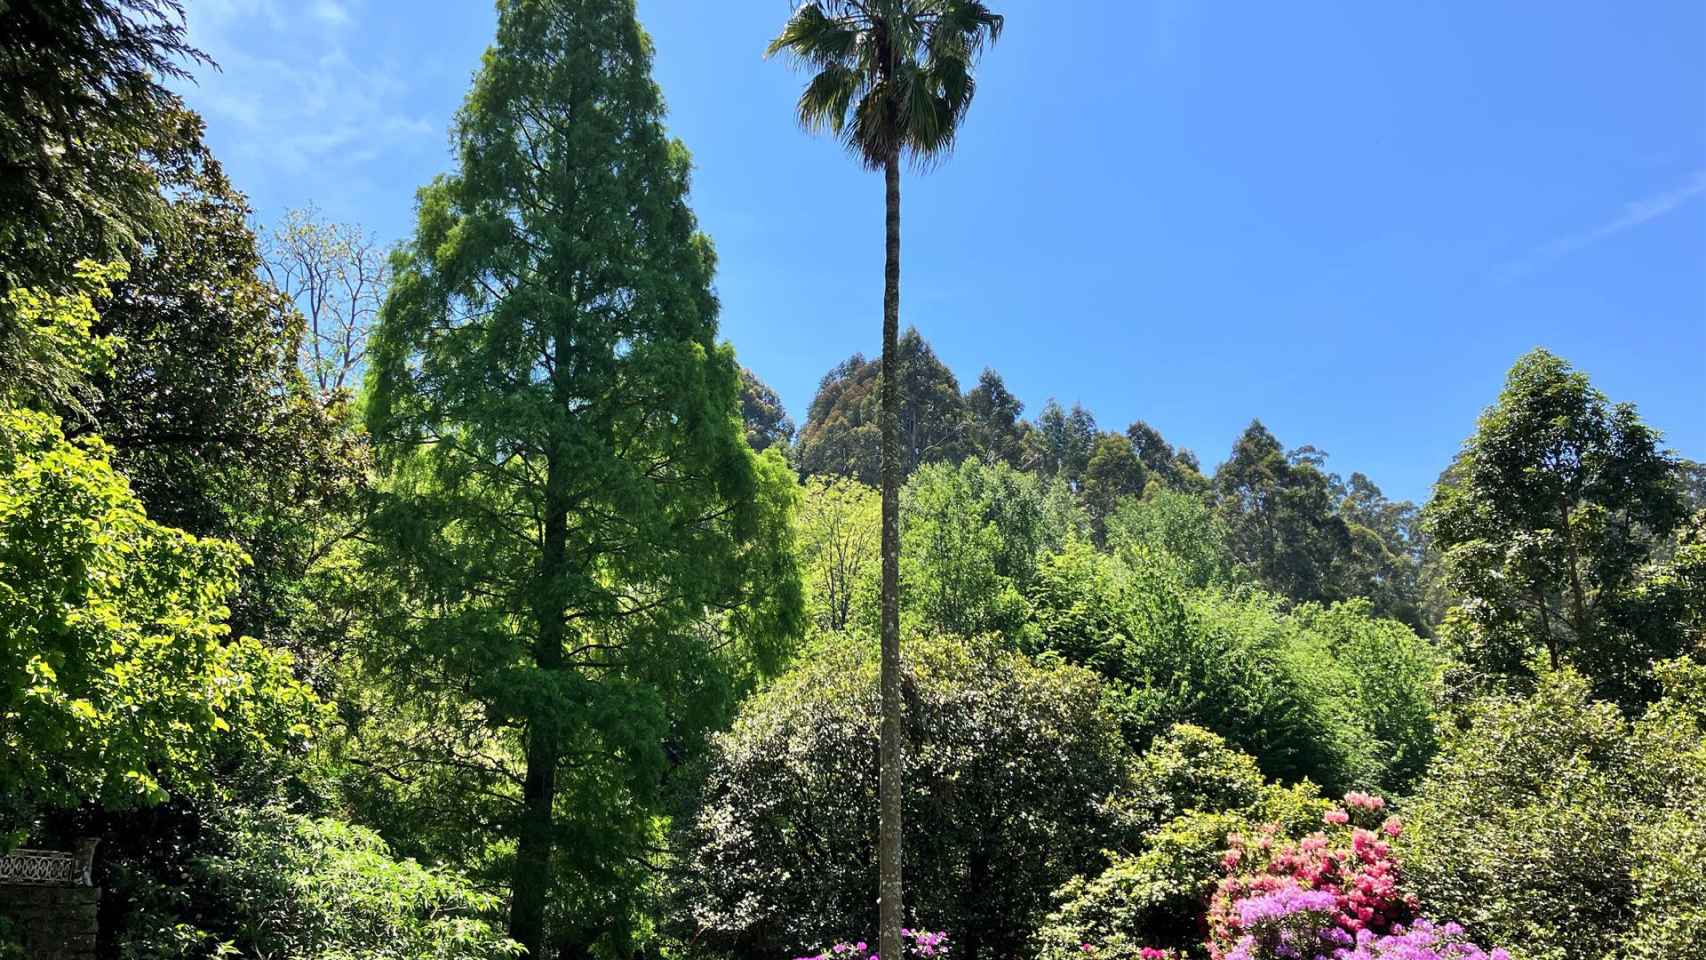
{"left": 0, "top": 1, "right": 1701, "bottom": 959}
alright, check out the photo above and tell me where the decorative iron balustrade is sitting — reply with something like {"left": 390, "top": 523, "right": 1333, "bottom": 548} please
{"left": 0, "top": 840, "right": 98, "bottom": 886}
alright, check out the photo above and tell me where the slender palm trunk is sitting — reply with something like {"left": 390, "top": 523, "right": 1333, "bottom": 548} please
{"left": 878, "top": 143, "right": 905, "bottom": 960}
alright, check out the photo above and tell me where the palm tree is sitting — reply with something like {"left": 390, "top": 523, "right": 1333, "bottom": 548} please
{"left": 768, "top": 4, "right": 1003, "bottom": 957}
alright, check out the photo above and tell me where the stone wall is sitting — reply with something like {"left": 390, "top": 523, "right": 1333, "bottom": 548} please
{"left": 0, "top": 885, "right": 99, "bottom": 960}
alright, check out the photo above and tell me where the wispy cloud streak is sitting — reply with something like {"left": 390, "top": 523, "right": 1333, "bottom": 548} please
{"left": 178, "top": 0, "right": 435, "bottom": 176}
{"left": 1498, "top": 169, "right": 1706, "bottom": 280}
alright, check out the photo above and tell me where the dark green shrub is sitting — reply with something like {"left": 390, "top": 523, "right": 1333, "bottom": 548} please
{"left": 1035, "top": 726, "right": 1329, "bottom": 960}
{"left": 114, "top": 804, "right": 517, "bottom": 960}
{"left": 1400, "top": 662, "right": 1706, "bottom": 960}
{"left": 673, "top": 633, "right": 1130, "bottom": 960}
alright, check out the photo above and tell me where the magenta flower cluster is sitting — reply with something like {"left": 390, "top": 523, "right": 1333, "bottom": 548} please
{"left": 1208, "top": 792, "right": 1415, "bottom": 958}
{"left": 1188, "top": 791, "right": 1515, "bottom": 960}
{"left": 793, "top": 929, "right": 949, "bottom": 960}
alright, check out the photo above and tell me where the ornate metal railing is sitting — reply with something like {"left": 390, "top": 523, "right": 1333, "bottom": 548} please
{"left": 0, "top": 840, "right": 97, "bottom": 886}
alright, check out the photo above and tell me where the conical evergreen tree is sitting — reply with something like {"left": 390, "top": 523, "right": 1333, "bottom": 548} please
{"left": 365, "top": 1, "right": 802, "bottom": 954}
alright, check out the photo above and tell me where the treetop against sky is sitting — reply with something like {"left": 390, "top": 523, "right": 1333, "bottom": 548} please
{"left": 177, "top": 0, "right": 1704, "bottom": 502}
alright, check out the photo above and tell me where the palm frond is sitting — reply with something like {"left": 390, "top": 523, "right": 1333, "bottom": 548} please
{"left": 849, "top": 83, "right": 900, "bottom": 169}
{"left": 796, "top": 63, "right": 864, "bottom": 138}
{"left": 770, "top": 0, "right": 1002, "bottom": 170}
{"left": 767, "top": 2, "right": 864, "bottom": 67}
{"left": 938, "top": 0, "right": 1004, "bottom": 53}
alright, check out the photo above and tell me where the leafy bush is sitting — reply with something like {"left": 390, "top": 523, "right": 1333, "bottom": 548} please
{"left": 1035, "top": 727, "right": 1330, "bottom": 960}
{"left": 793, "top": 929, "right": 951, "bottom": 960}
{"left": 901, "top": 459, "right": 1069, "bottom": 637}
{"left": 1397, "top": 670, "right": 1634, "bottom": 960}
{"left": 1024, "top": 544, "right": 1401, "bottom": 792}
{"left": 1615, "top": 657, "right": 1706, "bottom": 960}
{"left": 1114, "top": 724, "right": 1268, "bottom": 837}
{"left": 1400, "top": 661, "right": 1706, "bottom": 960}
{"left": 180, "top": 805, "right": 518, "bottom": 960}
{"left": 0, "top": 404, "right": 319, "bottom": 820}
{"left": 1036, "top": 811, "right": 1250, "bottom": 960}
{"left": 1106, "top": 488, "right": 1235, "bottom": 590}
{"left": 674, "top": 633, "right": 1129, "bottom": 960}
{"left": 1286, "top": 603, "right": 1441, "bottom": 793}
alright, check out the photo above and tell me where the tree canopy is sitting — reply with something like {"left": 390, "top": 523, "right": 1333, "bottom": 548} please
{"left": 1428, "top": 348, "right": 1691, "bottom": 707}
{"left": 362, "top": 1, "right": 802, "bottom": 953}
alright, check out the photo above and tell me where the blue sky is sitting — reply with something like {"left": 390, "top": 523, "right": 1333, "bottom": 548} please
{"left": 178, "top": 0, "right": 1705, "bottom": 503}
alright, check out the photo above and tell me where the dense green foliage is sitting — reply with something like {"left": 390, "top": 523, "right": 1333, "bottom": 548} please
{"left": 163, "top": 806, "right": 518, "bottom": 960}
{"left": 1, "top": 2, "right": 1700, "bottom": 959}
{"left": 902, "top": 460, "right": 1069, "bottom": 636}
{"left": 1034, "top": 726, "right": 1328, "bottom": 960}
{"left": 0, "top": 0, "right": 206, "bottom": 293}
{"left": 82, "top": 152, "right": 367, "bottom": 686}
{"left": 675, "top": 633, "right": 1127, "bottom": 960}
{"left": 360, "top": 1, "right": 802, "bottom": 954}
{"left": 1400, "top": 662, "right": 1706, "bottom": 960}
{"left": 1427, "top": 349, "right": 1692, "bottom": 708}
{"left": 1022, "top": 543, "right": 1439, "bottom": 794}
{"left": 0, "top": 261, "right": 119, "bottom": 417}
{"left": 0, "top": 401, "right": 316, "bottom": 820}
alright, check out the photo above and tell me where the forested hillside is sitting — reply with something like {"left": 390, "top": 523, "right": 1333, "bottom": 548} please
{"left": 1, "top": 2, "right": 1702, "bottom": 960}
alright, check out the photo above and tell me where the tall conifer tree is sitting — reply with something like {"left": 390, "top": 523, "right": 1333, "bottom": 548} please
{"left": 366, "top": 1, "right": 801, "bottom": 953}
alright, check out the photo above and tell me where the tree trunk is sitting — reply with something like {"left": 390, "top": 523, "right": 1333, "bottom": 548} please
{"left": 1558, "top": 499, "right": 1592, "bottom": 650}
{"left": 511, "top": 432, "right": 570, "bottom": 956}
{"left": 878, "top": 143, "right": 905, "bottom": 960}
{"left": 1534, "top": 583, "right": 1559, "bottom": 669}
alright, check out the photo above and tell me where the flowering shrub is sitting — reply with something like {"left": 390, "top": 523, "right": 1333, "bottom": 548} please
{"left": 1220, "top": 884, "right": 1350, "bottom": 960}
{"left": 793, "top": 930, "right": 950, "bottom": 960}
{"left": 680, "top": 635, "right": 1128, "bottom": 958}
{"left": 1206, "top": 794, "right": 1415, "bottom": 959}
{"left": 1334, "top": 921, "right": 1510, "bottom": 960}
{"left": 1212, "top": 887, "right": 1513, "bottom": 960}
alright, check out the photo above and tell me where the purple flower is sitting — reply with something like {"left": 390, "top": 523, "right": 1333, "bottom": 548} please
{"left": 1237, "top": 887, "right": 1338, "bottom": 926}
{"left": 1332, "top": 919, "right": 1512, "bottom": 960}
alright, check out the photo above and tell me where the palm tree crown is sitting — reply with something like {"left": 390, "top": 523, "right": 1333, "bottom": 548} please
{"left": 767, "top": 0, "right": 1004, "bottom": 169}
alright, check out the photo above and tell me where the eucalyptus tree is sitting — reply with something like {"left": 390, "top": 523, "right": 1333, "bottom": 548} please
{"left": 768, "top": 6, "right": 1004, "bottom": 953}
{"left": 1426, "top": 349, "right": 1688, "bottom": 707}
{"left": 366, "top": 1, "right": 801, "bottom": 954}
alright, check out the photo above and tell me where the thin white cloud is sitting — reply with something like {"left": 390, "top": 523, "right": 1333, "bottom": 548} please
{"left": 1500, "top": 169, "right": 1706, "bottom": 280}
{"left": 311, "top": 0, "right": 351, "bottom": 26}
{"left": 178, "top": 0, "right": 436, "bottom": 176}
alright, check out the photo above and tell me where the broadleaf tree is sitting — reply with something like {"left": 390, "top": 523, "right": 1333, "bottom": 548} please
{"left": 365, "top": 1, "right": 803, "bottom": 954}
{"left": 0, "top": 277, "right": 318, "bottom": 831}
{"left": 1426, "top": 349, "right": 1690, "bottom": 707}
{"left": 768, "top": 5, "right": 1003, "bottom": 957}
